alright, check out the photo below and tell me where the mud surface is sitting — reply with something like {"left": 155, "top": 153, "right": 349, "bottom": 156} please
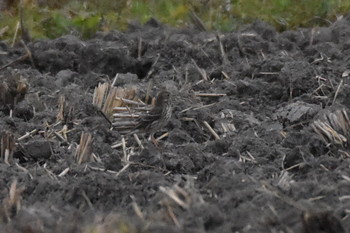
{"left": 1, "top": 16, "right": 350, "bottom": 232}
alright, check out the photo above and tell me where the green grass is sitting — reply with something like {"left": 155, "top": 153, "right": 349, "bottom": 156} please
{"left": 0, "top": 0, "right": 349, "bottom": 41}
{"left": 231, "top": 0, "right": 350, "bottom": 30}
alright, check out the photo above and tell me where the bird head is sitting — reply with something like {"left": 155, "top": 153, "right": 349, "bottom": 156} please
{"left": 155, "top": 91, "right": 171, "bottom": 107}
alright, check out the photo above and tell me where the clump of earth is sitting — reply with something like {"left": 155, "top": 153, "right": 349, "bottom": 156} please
{"left": 0, "top": 15, "right": 350, "bottom": 233}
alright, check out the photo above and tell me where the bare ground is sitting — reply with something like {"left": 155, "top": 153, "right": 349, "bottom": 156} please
{"left": 0, "top": 16, "right": 350, "bottom": 233}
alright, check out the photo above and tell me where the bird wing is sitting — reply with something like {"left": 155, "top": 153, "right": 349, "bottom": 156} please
{"left": 135, "top": 111, "right": 160, "bottom": 128}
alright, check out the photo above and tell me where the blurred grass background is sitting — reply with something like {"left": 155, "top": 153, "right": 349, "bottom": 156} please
{"left": 0, "top": 0, "right": 350, "bottom": 40}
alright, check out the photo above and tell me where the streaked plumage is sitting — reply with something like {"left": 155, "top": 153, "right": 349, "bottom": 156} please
{"left": 133, "top": 90, "right": 172, "bottom": 137}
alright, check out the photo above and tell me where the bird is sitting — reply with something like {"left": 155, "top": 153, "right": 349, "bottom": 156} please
{"left": 130, "top": 90, "right": 172, "bottom": 143}
{"left": 0, "top": 75, "right": 28, "bottom": 110}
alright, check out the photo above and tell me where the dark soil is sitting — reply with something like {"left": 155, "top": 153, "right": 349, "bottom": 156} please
{"left": 1, "top": 16, "right": 350, "bottom": 233}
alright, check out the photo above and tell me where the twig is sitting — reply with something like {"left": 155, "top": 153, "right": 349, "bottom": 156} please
{"left": 111, "top": 142, "right": 123, "bottom": 149}
{"left": 332, "top": 79, "right": 343, "bottom": 104}
{"left": 15, "top": 163, "right": 33, "bottom": 179}
{"left": 246, "top": 151, "right": 257, "bottom": 162}
{"left": 94, "top": 82, "right": 138, "bottom": 119}
{"left": 260, "top": 181, "right": 307, "bottom": 212}
{"left": 1, "top": 132, "right": 15, "bottom": 165}
{"left": 339, "top": 195, "right": 350, "bottom": 201}
{"left": 101, "top": 86, "right": 117, "bottom": 117}
{"left": 203, "top": 121, "right": 220, "bottom": 140}
{"left": 58, "top": 167, "right": 70, "bottom": 177}
{"left": 181, "top": 117, "right": 202, "bottom": 132}
{"left": 20, "top": 40, "right": 35, "bottom": 68}
{"left": 195, "top": 92, "right": 226, "bottom": 97}
{"left": 98, "top": 110, "right": 112, "bottom": 128}
{"left": 128, "top": 161, "right": 168, "bottom": 172}
{"left": 221, "top": 71, "right": 230, "bottom": 80}
{"left": 159, "top": 186, "right": 189, "bottom": 209}
{"left": 137, "top": 37, "right": 142, "bottom": 61}
{"left": 193, "top": 103, "right": 217, "bottom": 110}
{"left": 92, "top": 153, "right": 102, "bottom": 163}
{"left": 115, "top": 97, "right": 146, "bottom": 106}
{"left": 74, "top": 132, "right": 93, "bottom": 164}
{"left": 17, "top": 129, "right": 38, "bottom": 141}
{"left": 0, "top": 53, "right": 29, "bottom": 71}
{"left": 217, "top": 33, "right": 228, "bottom": 65}
{"left": 189, "top": 10, "right": 206, "bottom": 31}
{"left": 342, "top": 175, "right": 350, "bottom": 182}
{"left": 284, "top": 162, "right": 305, "bottom": 171}
{"left": 239, "top": 153, "right": 257, "bottom": 163}
{"left": 11, "top": 21, "right": 20, "bottom": 47}
{"left": 116, "top": 163, "right": 130, "bottom": 177}
{"left": 93, "top": 83, "right": 108, "bottom": 109}
{"left": 3, "top": 179, "right": 24, "bottom": 222}
{"left": 309, "top": 27, "right": 315, "bottom": 45}
{"left": 113, "top": 106, "right": 150, "bottom": 111}
{"left": 145, "top": 54, "right": 160, "bottom": 79}
{"left": 111, "top": 73, "right": 119, "bottom": 86}
{"left": 179, "top": 107, "right": 194, "bottom": 114}
{"left": 156, "top": 132, "right": 169, "bottom": 142}
{"left": 112, "top": 122, "right": 137, "bottom": 130}
{"left": 191, "top": 59, "right": 208, "bottom": 81}
{"left": 43, "top": 166, "right": 58, "bottom": 181}
{"left": 179, "top": 103, "right": 217, "bottom": 114}
{"left": 52, "top": 131, "right": 66, "bottom": 142}
{"left": 113, "top": 113, "right": 141, "bottom": 118}
{"left": 81, "top": 191, "right": 93, "bottom": 209}
{"left": 0, "top": 26, "right": 9, "bottom": 37}
{"left": 259, "top": 72, "right": 280, "bottom": 75}
{"left": 166, "top": 204, "right": 181, "bottom": 228}
{"left": 145, "top": 79, "right": 153, "bottom": 104}
{"left": 200, "top": 48, "right": 216, "bottom": 67}
{"left": 121, "top": 136, "right": 127, "bottom": 162}
{"left": 320, "top": 164, "right": 330, "bottom": 172}
{"left": 88, "top": 165, "right": 118, "bottom": 174}
{"left": 221, "top": 122, "right": 236, "bottom": 133}
{"left": 132, "top": 201, "right": 145, "bottom": 221}
{"left": 19, "top": 4, "right": 31, "bottom": 42}
{"left": 133, "top": 134, "right": 144, "bottom": 150}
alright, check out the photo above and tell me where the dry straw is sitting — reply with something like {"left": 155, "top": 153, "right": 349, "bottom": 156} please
{"left": 93, "top": 81, "right": 136, "bottom": 119}
{"left": 1, "top": 180, "right": 24, "bottom": 223}
{"left": 311, "top": 109, "right": 350, "bottom": 147}
{"left": 1, "top": 131, "right": 15, "bottom": 165}
{"left": 74, "top": 132, "right": 93, "bottom": 164}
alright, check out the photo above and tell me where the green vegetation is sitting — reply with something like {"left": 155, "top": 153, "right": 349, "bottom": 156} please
{"left": 0, "top": 0, "right": 349, "bottom": 40}
{"left": 232, "top": 0, "right": 350, "bottom": 30}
